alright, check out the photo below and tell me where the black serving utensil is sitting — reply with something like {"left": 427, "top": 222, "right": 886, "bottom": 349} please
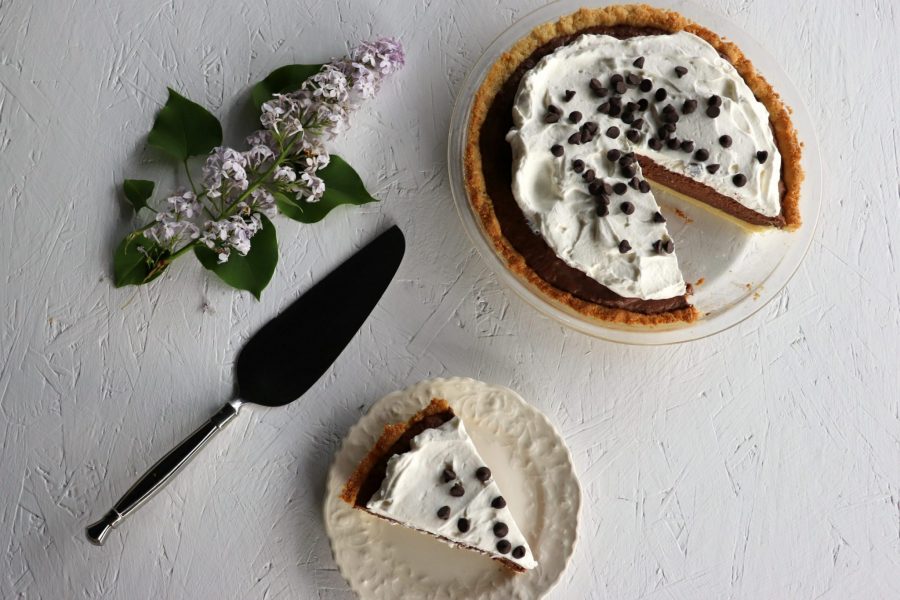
{"left": 86, "top": 225, "right": 405, "bottom": 545}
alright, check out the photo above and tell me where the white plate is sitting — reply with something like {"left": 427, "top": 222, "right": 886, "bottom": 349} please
{"left": 447, "top": 0, "right": 822, "bottom": 344}
{"left": 324, "top": 378, "right": 581, "bottom": 599}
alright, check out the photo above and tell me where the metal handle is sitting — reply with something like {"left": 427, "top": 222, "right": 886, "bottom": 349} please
{"left": 86, "top": 400, "right": 242, "bottom": 545}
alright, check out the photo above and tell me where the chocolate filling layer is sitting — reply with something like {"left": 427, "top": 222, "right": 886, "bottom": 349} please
{"left": 355, "top": 410, "right": 455, "bottom": 507}
{"left": 478, "top": 25, "right": 783, "bottom": 313}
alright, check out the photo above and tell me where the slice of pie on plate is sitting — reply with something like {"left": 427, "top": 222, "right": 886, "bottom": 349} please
{"left": 340, "top": 398, "right": 537, "bottom": 572}
{"left": 464, "top": 3, "right": 803, "bottom": 325}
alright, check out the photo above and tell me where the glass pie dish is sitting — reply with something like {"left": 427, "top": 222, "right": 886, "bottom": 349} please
{"left": 447, "top": 0, "right": 821, "bottom": 345}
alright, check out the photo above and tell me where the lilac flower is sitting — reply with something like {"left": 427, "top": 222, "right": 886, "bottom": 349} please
{"left": 145, "top": 191, "right": 202, "bottom": 249}
{"left": 203, "top": 147, "right": 249, "bottom": 199}
{"left": 304, "top": 65, "right": 351, "bottom": 104}
{"left": 200, "top": 213, "right": 263, "bottom": 263}
{"left": 350, "top": 37, "right": 405, "bottom": 76}
{"left": 260, "top": 95, "right": 304, "bottom": 138}
{"left": 273, "top": 165, "right": 297, "bottom": 184}
{"left": 295, "top": 171, "right": 326, "bottom": 202}
{"left": 249, "top": 188, "right": 276, "bottom": 218}
{"left": 244, "top": 143, "right": 275, "bottom": 170}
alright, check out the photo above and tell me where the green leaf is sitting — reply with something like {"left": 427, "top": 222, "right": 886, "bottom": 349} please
{"left": 147, "top": 88, "right": 223, "bottom": 161}
{"left": 250, "top": 64, "right": 322, "bottom": 113}
{"left": 276, "top": 155, "right": 378, "bottom": 224}
{"left": 114, "top": 234, "right": 171, "bottom": 287}
{"left": 194, "top": 214, "right": 278, "bottom": 299}
{"left": 123, "top": 179, "right": 154, "bottom": 212}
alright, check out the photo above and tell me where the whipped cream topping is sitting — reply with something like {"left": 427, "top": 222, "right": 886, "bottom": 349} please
{"left": 366, "top": 416, "right": 537, "bottom": 570}
{"left": 507, "top": 31, "right": 782, "bottom": 300}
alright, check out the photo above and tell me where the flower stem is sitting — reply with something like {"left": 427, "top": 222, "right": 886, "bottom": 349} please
{"left": 184, "top": 159, "right": 198, "bottom": 195}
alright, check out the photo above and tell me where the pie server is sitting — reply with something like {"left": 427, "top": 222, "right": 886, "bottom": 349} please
{"left": 86, "top": 225, "right": 405, "bottom": 545}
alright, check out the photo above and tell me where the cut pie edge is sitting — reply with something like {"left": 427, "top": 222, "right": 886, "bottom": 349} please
{"left": 340, "top": 398, "right": 532, "bottom": 573}
{"left": 463, "top": 3, "right": 804, "bottom": 326}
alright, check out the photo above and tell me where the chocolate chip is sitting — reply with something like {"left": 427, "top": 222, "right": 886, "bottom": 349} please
{"left": 632, "top": 118, "right": 645, "bottom": 130}
{"left": 609, "top": 96, "right": 622, "bottom": 108}
{"left": 664, "top": 122, "right": 677, "bottom": 133}
{"left": 637, "top": 98, "right": 649, "bottom": 111}
{"left": 680, "top": 139, "right": 694, "bottom": 153}
{"left": 666, "top": 137, "right": 681, "bottom": 150}
{"left": 613, "top": 81, "right": 626, "bottom": 95}
{"left": 584, "top": 121, "right": 599, "bottom": 133}
{"left": 706, "top": 105, "right": 720, "bottom": 118}
{"left": 621, "top": 112, "right": 635, "bottom": 125}
{"left": 450, "top": 483, "right": 465, "bottom": 497}
{"left": 708, "top": 94, "right": 722, "bottom": 107}
{"left": 588, "top": 180, "right": 604, "bottom": 195}
{"left": 548, "top": 104, "right": 561, "bottom": 115}
{"left": 655, "top": 88, "right": 667, "bottom": 102}
{"left": 597, "top": 192, "right": 610, "bottom": 205}
{"left": 610, "top": 74, "right": 623, "bottom": 85}
{"left": 602, "top": 180, "right": 614, "bottom": 195}
{"left": 442, "top": 468, "right": 456, "bottom": 482}
{"left": 475, "top": 466, "right": 491, "bottom": 482}
{"left": 544, "top": 113, "right": 560, "bottom": 124}
{"left": 606, "top": 148, "right": 621, "bottom": 162}
{"left": 597, "top": 102, "right": 610, "bottom": 114}
{"left": 706, "top": 163, "right": 720, "bottom": 174}
{"left": 512, "top": 546, "right": 526, "bottom": 559}
{"left": 619, "top": 153, "right": 634, "bottom": 166}
{"left": 648, "top": 137, "right": 662, "bottom": 150}
{"left": 582, "top": 169, "right": 596, "bottom": 183}
{"left": 626, "top": 73, "right": 641, "bottom": 86}
{"left": 563, "top": 89, "right": 575, "bottom": 102}
{"left": 567, "top": 132, "right": 581, "bottom": 145}
{"left": 694, "top": 148, "right": 710, "bottom": 161}
{"left": 572, "top": 159, "right": 585, "bottom": 173}
{"left": 437, "top": 506, "right": 450, "bottom": 520}
{"left": 597, "top": 203, "right": 609, "bottom": 217}
{"left": 618, "top": 239, "right": 632, "bottom": 253}
{"left": 652, "top": 211, "right": 666, "bottom": 223}
{"left": 622, "top": 164, "right": 636, "bottom": 178}
{"left": 620, "top": 201, "right": 635, "bottom": 215}
{"left": 756, "top": 150, "right": 769, "bottom": 164}
{"left": 675, "top": 66, "right": 688, "bottom": 77}
{"left": 629, "top": 176, "right": 640, "bottom": 190}
{"left": 633, "top": 56, "right": 645, "bottom": 68}
{"left": 493, "top": 522, "right": 509, "bottom": 538}
{"left": 733, "top": 173, "right": 747, "bottom": 187}
{"left": 719, "top": 135, "right": 733, "bottom": 148}
{"left": 626, "top": 129, "right": 640, "bottom": 142}
{"left": 569, "top": 111, "right": 582, "bottom": 124}
{"left": 497, "top": 540, "right": 511, "bottom": 554}
{"left": 457, "top": 518, "right": 470, "bottom": 532}
{"left": 682, "top": 99, "right": 698, "bottom": 114}
{"left": 664, "top": 239, "right": 675, "bottom": 253}
{"left": 613, "top": 182, "right": 627, "bottom": 195}
{"left": 639, "top": 78, "right": 653, "bottom": 92}
{"left": 589, "top": 78, "right": 608, "bottom": 97}
{"left": 639, "top": 180, "right": 651, "bottom": 193}
{"left": 661, "top": 109, "right": 679, "bottom": 124}
{"left": 491, "top": 496, "right": 507, "bottom": 509}
{"left": 551, "top": 144, "right": 564, "bottom": 156}
{"left": 606, "top": 126, "right": 620, "bottom": 139}
{"left": 608, "top": 102, "right": 622, "bottom": 117}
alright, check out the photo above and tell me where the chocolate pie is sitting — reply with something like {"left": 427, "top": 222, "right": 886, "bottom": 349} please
{"left": 340, "top": 399, "right": 536, "bottom": 572}
{"left": 464, "top": 4, "right": 803, "bottom": 325}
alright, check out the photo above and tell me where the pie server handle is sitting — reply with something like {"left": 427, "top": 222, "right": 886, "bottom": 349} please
{"left": 85, "top": 400, "right": 242, "bottom": 545}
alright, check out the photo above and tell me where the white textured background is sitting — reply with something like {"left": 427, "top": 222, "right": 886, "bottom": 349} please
{"left": 1, "top": 0, "right": 898, "bottom": 598}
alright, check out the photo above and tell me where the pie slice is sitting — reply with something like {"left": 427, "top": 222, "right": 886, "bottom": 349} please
{"left": 464, "top": 4, "right": 803, "bottom": 325}
{"left": 340, "top": 399, "right": 537, "bottom": 572}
